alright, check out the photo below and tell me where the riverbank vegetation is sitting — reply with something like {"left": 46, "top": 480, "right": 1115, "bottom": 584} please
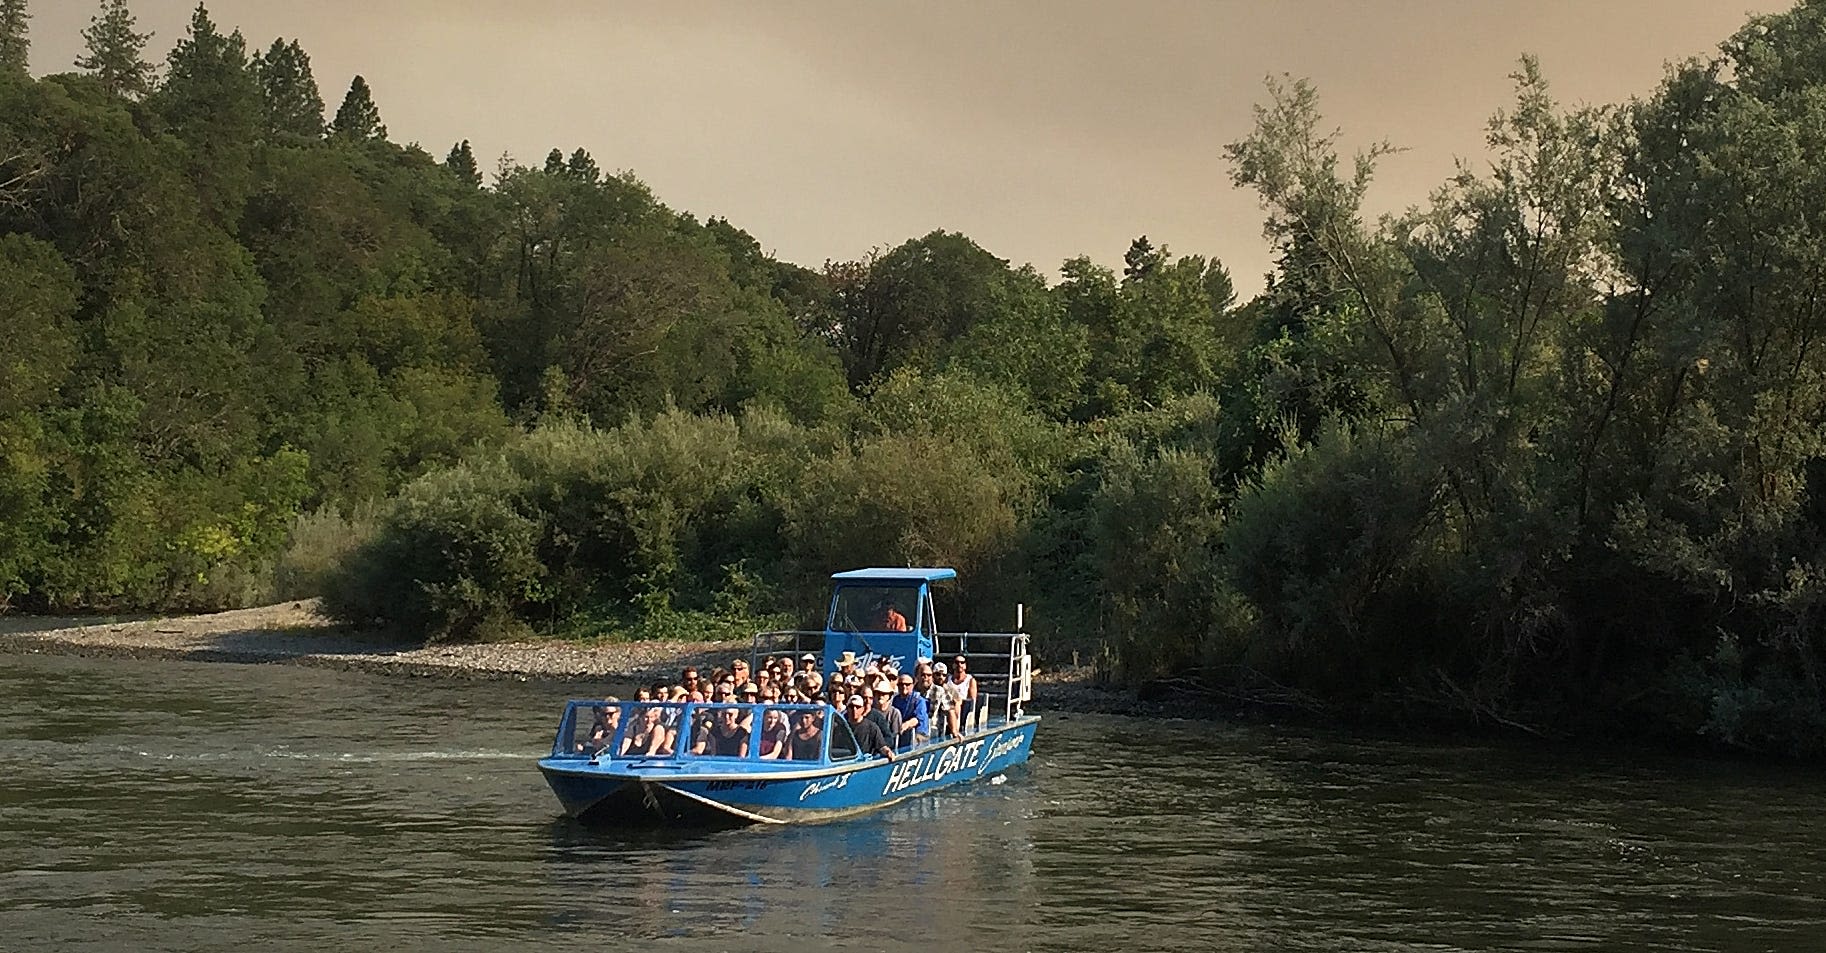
{"left": 8, "top": 1, "right": 1826, "bottom": 755}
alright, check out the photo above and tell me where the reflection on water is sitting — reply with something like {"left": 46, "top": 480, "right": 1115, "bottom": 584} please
{"left": 3, "top": 651, "right": 1826, "bottom": 952}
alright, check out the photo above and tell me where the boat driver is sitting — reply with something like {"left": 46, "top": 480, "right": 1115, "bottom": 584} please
{"left": 874, "top": 598, "right": 910, "bottom": 632}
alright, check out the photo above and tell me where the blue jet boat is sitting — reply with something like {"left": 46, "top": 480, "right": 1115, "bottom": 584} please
{"left": 537, "top": 567, "right": 1039, "bottom": 825}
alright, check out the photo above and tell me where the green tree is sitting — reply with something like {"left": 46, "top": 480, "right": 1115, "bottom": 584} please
{"left": 445, "top": 139, "right": 480, "bottom": 186}
{"left": 829, "top": 230, "right": 1029, "bottom": 388}
{"left": 0, "top": 234, "right": 78, "bottom": 605}
{"left": 329, "top": 74, "right": 385, "bottom": 141}
{"left": 565, "top": 146, "right": 599, "bottom": 183}
{"left": 1122, "top": 235, "right": 1164, "bottom": 283}
{"left": 75, "top": 0, "right": 153, "bottom": 99}
{"left": 0, "top": 0, "right": 27, "bottom": 76}
{"left": 251, "top": 38, "right": 324, "bottom": 138}
{"left": 154, "top": 4, "right": 261, "bottom": 226}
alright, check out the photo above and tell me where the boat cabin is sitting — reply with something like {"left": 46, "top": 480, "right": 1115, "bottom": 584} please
{"left": 819, "top": 566, "right": 953, "bottom": 677}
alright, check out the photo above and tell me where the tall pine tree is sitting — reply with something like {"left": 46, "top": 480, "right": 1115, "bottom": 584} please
{"left": 158, "top": 5, "right": 258, "bottom": 129}
{"left": 154, "top": 4, "right": 260, "bottom": 227}
{"left": 329, "top": 74, "right": 385, "bottom": 141}
{"left": 0, "top": 0, "right": 28, "bottom": 76}
{"left": 565, "top": 147, "right": 599, "bottom": 183}
{"left": 445, "top": 139, "right": 481, "bottom": 186}
{"left": 75, "top": 0, "right": 154, "bottom": 98}
{"left": 251, "top": 38, "right": 324, "bottom": 138}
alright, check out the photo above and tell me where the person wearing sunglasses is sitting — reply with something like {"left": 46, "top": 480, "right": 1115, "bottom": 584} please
{"left": 891, "top": 674, "right": 928, "bottom": 746}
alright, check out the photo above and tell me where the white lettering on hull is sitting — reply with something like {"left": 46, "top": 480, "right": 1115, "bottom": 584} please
{"left": 880, "top": 731, "right": 1029, "bottom": 796}
{"left": 799, "top": 773, "right": 849, "bottom": 801}
{"left": 981, "top": 732, "right": 1025, "bottom": 773}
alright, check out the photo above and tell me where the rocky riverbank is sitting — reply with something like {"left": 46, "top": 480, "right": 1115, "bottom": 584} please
{"left": 0, "top": 600, "right": 1137, "bottom": 714}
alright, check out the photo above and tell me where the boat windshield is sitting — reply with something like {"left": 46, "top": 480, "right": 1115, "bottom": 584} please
{"left": 555, "top": 701, "right": 837, "bottom": 764}
{"left": 827, "top": 585, "right": 920, "bottom": 633}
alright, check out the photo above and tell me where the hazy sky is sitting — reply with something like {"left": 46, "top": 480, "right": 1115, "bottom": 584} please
{"left": 31, "top": 1, "right": 1787, "bottom": 294}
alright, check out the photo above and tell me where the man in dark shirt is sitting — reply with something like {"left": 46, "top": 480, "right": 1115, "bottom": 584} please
{"left": 843, "top": 695, "right": 894, "bottom": 759}
{"left": 867, "top": 678, "right": 904, "bottom": 748}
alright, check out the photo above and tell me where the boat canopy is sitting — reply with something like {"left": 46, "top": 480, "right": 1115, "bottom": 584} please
{"left": 829, "top": 567, "right": 957, "bottom": 583}
{"left": 821, "top": 567, "right": 953, "bottom": 673}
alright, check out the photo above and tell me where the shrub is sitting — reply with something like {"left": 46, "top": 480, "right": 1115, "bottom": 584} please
{"left": 272, "top": 503, "right": 383, "bottom": 601}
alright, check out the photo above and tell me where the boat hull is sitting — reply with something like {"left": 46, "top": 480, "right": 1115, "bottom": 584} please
{"left": 539, "top": 716, "right": 1039, "bottom": 826}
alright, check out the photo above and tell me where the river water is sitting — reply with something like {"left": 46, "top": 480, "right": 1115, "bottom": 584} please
{"left": 2, "top": 651, "right": 1824, "bottom": 952}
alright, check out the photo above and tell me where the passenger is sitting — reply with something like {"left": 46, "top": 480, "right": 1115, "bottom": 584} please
{"left": 950, "top": 656, "right": 979, "bottom": 730}
{"left": 688, "top": 702, "right": 714, "bottom": 746}
{"left": 658, "top": 691, "right": 682, "bottom": 729}
{"left": 925, "top": 663, "right": 960, "bottom": 739}
{"left": 834, "top": 651, "right": 859, "bottom": 683}
{"left": 892, "top": 674, "right": 929, "bottom": 746}
{"left": 758, "top": 708, "right": 790, "bottom": 759}
{"left": 874, "top": 598, "right": 910, "bottom": 632}
{"left": 869, "top": 678, "right": 904, "bottom": 748}
{"left": 693, "top": 706, "right": 750, "bottom": 757}
{"left": 620, "top": 706, "right": 668, "bottom": 757}
{"left": 739, "top": 682, "right": 761, "bottom": 731}
{"left": 680, "top": 667, "right": 701, "bottom": 694}
{"left": 731, "top": 658, "right": 751, "bottom": 686}
{"left": 843, "top": 694, "right": 895, "bottom": 760}
{"left": 635, "top": 686, "right": 653, "bottom": 703}
{"left": 581, "top": 698, "right": 621, "bottom": 753}
{"left": 787, "top": 709, "right": 825, "bottom": 761}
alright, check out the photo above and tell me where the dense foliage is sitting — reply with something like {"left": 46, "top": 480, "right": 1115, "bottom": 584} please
{"left": 10, "top": 1, "right": 1826, "bottom": 755}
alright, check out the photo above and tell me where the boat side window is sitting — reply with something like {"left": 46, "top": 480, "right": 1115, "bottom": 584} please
{"left": 826, "top": 711, "right": 859, "bottom": 760}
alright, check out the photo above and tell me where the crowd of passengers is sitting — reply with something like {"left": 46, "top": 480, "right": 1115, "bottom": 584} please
{"left": 581, "top": 650, "right": 982, "bottom": 761}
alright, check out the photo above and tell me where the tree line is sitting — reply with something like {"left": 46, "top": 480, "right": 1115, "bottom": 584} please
{"left": 7, "top": 0, "right": 1826, "bottom": 756}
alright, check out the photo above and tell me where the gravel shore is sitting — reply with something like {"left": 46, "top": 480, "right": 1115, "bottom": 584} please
{"left": 0, "top": 600, "right": 1138, "bottom": 713}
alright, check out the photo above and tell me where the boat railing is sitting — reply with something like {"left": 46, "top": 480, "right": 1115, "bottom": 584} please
{"left": 739, "top": 628, "right": 1034, "bottom": 734}
{"left": 748, "top": 629, "right": 829, "bottom": 666}
{"left": 935, "top": 631, "right": 1032, "bottom": 731}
